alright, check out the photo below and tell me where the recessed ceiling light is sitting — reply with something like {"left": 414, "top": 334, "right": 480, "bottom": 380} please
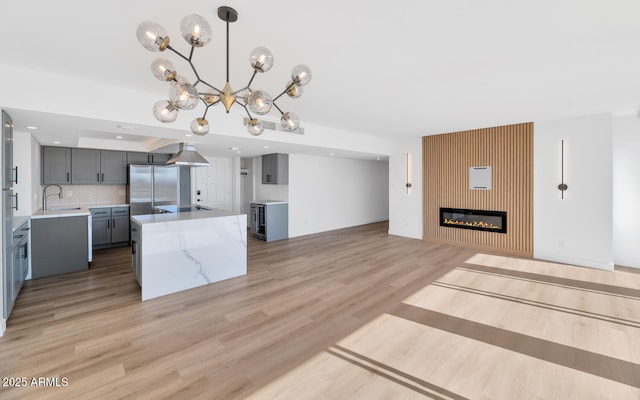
{"left": 116, "top": 135, "right": 123, "bottom": 139}
{"left": 376, "top": 157, "right": 381, "bottom": 161}
{"left": 330, "top": 153, "right": 335, "bottom": 156}
{"left": 53, "top": 141, "right": 61, "bottom": 144}
{"left": 26, "top": 126, "right": 38, "bottom": 130}
{"left": 185, "top": 134, "right": 192, "bottom": 137}
{"left": 263, "top": 146, "right": 269, "bottom": 149}
{"left": 117, "top": 124, "right": 136, "bottom": 130}
{"left": 237, "top": 150, "right": 242, "bottom": 154}
{"left": 229, "top": 146, "right": 239, "bottom": 151}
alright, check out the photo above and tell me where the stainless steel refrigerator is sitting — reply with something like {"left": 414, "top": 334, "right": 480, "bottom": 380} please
{"left": 2, "top": 110, "right": 17, "bottom": 320}
{"left": 127, "top": 164, "right": 191, "bottom": 216}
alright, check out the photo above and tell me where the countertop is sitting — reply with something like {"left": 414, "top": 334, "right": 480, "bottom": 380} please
{"left": 251, "top": 200, "right": 288, "bottom": 205}
{"left": 132, "top": 208, "right": 245, "bottom": 225}
{"left": 30, "top": 204, "right": 129, "bottom": 219}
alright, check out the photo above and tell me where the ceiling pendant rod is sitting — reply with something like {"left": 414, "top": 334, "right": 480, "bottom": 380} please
{"left": 226, "top": 12, "right": 230, "bottom": 83}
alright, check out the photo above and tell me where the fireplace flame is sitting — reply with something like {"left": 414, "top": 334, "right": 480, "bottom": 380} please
{"left": 443, "top": 218, "right": 500, "bottom": 230}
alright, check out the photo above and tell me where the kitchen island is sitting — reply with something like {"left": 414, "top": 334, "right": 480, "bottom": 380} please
{"left": 131, "top": 209, "right": 247, "bottom": 301}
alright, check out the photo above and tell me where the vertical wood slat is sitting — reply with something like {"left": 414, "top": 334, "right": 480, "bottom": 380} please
{"left": 422, "top": 122, "right": 533, "bottom": 256}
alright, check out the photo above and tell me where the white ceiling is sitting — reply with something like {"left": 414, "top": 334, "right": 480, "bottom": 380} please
{"left": 1, "top": 0, "right": 640, "bottom": 158}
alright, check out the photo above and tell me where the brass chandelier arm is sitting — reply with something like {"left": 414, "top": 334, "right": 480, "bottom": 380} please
{"left": 272, "top": 102, "right": 284, "bottom": 115}
{"left": 232, "top": 70, "right": 258, "bottom": 96}
{"left": 236, "top": 101, "right": 255, "bottom": 120}
{"left": 198, "top": 80, "right": 223, "bottom": 95}
{"left": 272, "top": 81, "right": 296, "bottom": 103}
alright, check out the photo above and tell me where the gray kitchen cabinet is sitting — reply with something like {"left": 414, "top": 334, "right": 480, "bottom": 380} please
{"left": 72, "top": 149, "right": 126, "bottom": 184}
{"left": 127, "top": 152, "right": 172, "bottom": 165}
{"left": 100, "top": 150, "right": 127, "bottom": 184}
{"left": 111, "top": 207, "right": 130, "bottom": 243}
{"left": 91, "top": 207, "right": 111, "bottom": 246}
{"left": 91, "top": 206, "right": 129, "bottom": 248}
{"left": 130, "top": 220, "right": 142, "bottom": 286}
{"left": 250, "top": 202, "right": 288, "bottom": 241}
{"left": 42, "top": 146, "right": 71, "bottom": 184}
{"left": 11, "top": 222, "right": 29, "bottom": 308}
{"left": 71, "top": 148, "right": 100, "bottom": 184}
{"left": 262, "top": 153, "right": 288, "bottom": 184}
{"left": 31, "top": 216, "right": 88, "bottom": 279}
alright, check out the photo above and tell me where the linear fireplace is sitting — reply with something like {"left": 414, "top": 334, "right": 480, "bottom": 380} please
{"left": 440, "top": 208, "right": 507, "bottom": 233}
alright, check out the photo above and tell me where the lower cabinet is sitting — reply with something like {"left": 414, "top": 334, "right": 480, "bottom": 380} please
{"left": 31, "top": 216, "right": 88, "bottom": 279}
{"left": 5, "top": 221, "right": 29, "bottom": 318}
{"left": 130, "top": 220, "right": 142, "bottom": 286}
{"left": 91, "top": 206, "right": 130, "bottom": 248}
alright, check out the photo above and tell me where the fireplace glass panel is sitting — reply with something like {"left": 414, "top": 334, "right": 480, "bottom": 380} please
{"left": 440, "top": 208, "right": 507, "bottom": 233}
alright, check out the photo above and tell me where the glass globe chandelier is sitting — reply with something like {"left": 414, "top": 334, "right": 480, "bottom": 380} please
{"left": 137, "top": 6, "right": 312, "bottom": 137}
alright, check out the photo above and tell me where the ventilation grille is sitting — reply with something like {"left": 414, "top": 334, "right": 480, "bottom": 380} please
{"left": 242, "top": 117, "right": 304, "bottom": 135}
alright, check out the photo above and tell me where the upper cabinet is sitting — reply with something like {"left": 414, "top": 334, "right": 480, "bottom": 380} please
{"left": 127, "top": 152, "right": 172, "bottom": 165}
{"left": 100, "top": 150, "right": 127, "bottom": 184}
{"left": 71, "top": 149, "right": 126, "bottom": 184}
{"left": 262, "top": 153, "right": 289, "bottom": 185}
{"left": 42, "top": 146, "right": 126, "bottom": 185}
{"left": 42, "top": 146, "right": 71, "bottom": 185}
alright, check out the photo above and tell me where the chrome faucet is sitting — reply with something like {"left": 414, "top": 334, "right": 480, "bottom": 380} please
{"left": 43, "top": 184, "right": 63, "bottom": 211}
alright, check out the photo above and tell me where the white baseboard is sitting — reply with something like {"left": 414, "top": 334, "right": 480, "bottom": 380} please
{"left": 535, "top": 254, "right": 615, "bottom": 271}
{"left": 0, "top": 318, "right": 6, "bottom": 337}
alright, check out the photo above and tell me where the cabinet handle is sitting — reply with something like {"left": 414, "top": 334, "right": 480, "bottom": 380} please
{"left": 107, "top": 219, "right": 110, "bottom": 228}
{"left": 101, "top": 173, "right": 104, "bottom": 182}
{"left": 131, "top": 240, "right": 137, "bottom": 255}
{"left": 97, "top": 172, "right": 100, "bottom": 182}
{"left": 12, "top": 166, "right": 18, "bottom": 184}
{"left": 12, "top": 193, "right": 18, "bottom": 211}
{"left": 66, "top": 172, "right": 70, "bottom": 182}
{"left": 112, "top": 218, "right": 116, "bottom": 229}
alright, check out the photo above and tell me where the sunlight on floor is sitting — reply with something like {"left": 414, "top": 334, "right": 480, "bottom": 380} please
{"left": 247, "top": 255, "right": 640, "bottom": 399}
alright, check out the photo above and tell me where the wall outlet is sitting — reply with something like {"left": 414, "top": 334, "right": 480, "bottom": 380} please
{"left": 66, "top": 191, "right": 73, "bottom": 197}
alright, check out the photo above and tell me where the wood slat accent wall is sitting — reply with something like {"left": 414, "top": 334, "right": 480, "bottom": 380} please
{"left": 423, "top": 122, "right": 533, "bottom": 256}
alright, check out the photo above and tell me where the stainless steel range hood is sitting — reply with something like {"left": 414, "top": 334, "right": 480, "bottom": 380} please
{"left": 166, "top": 143, "right": 210, "bottom": 167}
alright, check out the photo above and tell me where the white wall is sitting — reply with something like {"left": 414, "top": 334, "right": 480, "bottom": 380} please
{"left": 612, "top": 115, "right": 640, "bottom": 268}
{"left": 534, "top": 113, "right": 614, "bottom": 270}
{"left": 388, "top": 138, "right": 423, "bottom": 240}
{"left": 288, "top": 154, "right": 388, "bottom": 237}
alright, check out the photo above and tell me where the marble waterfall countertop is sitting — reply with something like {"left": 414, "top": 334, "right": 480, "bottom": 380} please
{"left": 132, "top": 209, "right": 247, "bottom": 301}
{"left": 251, "top": 200, "right": 288, "bottom": 205}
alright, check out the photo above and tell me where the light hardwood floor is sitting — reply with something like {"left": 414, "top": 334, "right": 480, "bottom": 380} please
{"left": 1, "top": 222, "right": 639, "bottom": 399}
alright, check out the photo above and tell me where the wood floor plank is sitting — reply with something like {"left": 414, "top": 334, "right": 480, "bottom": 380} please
{"left": 1, "top": 222, "right": 638, "bottom": 399}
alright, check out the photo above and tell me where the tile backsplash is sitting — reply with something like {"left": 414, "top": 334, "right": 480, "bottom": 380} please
{"left": 44, "top": 185, "right": 127, "bottom": 207}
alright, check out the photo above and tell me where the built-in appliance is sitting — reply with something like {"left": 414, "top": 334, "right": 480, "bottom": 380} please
{"left": 250, "top": 201, "right": 288, "bottom": 242}
{"left": 127, "top": 164, "right": 191, "bottom": 217}
{"left": 2, "top": 110, "right": 18, "bottom": 321}
{"left": 439, "top": 207, "right": 507, "bottom": 234}
{"left": 153, "top": 205, "right": 211, "bottom": 214}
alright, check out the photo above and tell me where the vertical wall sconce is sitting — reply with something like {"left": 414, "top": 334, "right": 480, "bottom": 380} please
{"left": 558, "top": 139, "right": 568, "bottom": 199}
{"left": 406, "top": 152, "right": 413, "bottom": 194}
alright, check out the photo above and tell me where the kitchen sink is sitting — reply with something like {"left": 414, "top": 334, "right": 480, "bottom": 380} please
{"left": 50, "top": 207, "right": 82, "bottom": 211}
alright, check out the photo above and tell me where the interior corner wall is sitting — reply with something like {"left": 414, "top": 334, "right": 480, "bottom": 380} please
{"left": 534, "top": 113, "right": 613, "bottom": 270}
{"left": 423, "top": 123, "right": 533, "bottom": 256}
{"left": 388, "top": 138, "right": 423, "bottom": 240}
{"left": 612, "top": 115, "right": 640, "bottom": 268}
{"left": 288, "top": 154, "right": 389, "bottom": 238}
